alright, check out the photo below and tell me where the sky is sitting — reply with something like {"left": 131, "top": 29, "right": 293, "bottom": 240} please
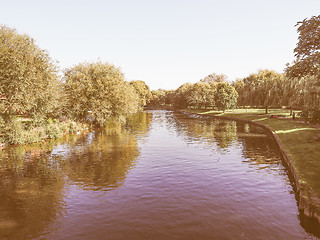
{"left": 1, "top": 0, "right": 320, "bottom": 90}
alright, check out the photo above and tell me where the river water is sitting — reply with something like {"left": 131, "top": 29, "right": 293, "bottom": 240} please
{"left": 0, "top": 110, "right": 319, "bottom": 239}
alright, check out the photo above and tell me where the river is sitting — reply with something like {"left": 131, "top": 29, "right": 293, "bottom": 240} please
{"left": 0, "top": 110, "right": 319, "bottom": 239}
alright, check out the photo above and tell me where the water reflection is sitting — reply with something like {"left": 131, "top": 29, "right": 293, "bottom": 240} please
{"left": 56, "top": 111, "right": 152, "bottom": 191}
{"left": 0, "top": 110, "right": 319, "bottom": 239}
{"left": 240, "top": 137, "right": 284, "bottom": 172}
{"left": 58, "top": 127, "right": 140, "bottom": 191}
{"left": 169, "top": 112, "right": 320, "bottom": 238}
{"left": 0, "top": 142, "right": 66, "bottom": 240}
{"left": 171, "top": 112, "right": 256, "bottom": 150}
{"left": 0, "top": 111, "right": 152, "bottom": 240}
{"left": 171, "top": 112, "right": 288, "bottom": 173}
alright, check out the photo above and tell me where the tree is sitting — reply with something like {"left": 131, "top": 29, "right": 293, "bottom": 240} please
{"left": 187, "top": 81, "right": 215, "bottom": 109}
{"left": 286, "top": 15, "right": 320, "bottom": 79}
{"left": 232, "top": 79, "right": 246, "bottom": 107}
{"left": 285, "top": 15, "right": 320, "bottom": 120}
{"left": 173, "top": 83, "right": 193, "bottom": 109}
{"left": 214, "top": 82, "right": 238, "bottom": 112}
{"left": 0, "top": 25, "right": 61, "bottom": 118}
{"left": 130, "top": 80, "right": 152, "bottom": 108}
{"left": 63, "top": 61, "right": 140, "bottom": 126}
{"left": 149, "top": 89, "right": 166, "bottom": 106}
{"left": 200, "top": 73, "right": 227, "bottom": 84}
{"left": 239, "top": 70, "right": 284, "bottom": 113}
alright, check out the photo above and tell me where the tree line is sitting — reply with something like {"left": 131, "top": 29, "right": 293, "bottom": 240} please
{"left": 1, "top": 13, "right": 320, "bottom": 136}
{"left": 150, "top": 15, "right": 320, "bottom": 121}
{"left": 149, "top": 73, "right": 238, "bottom": 112}
{"left": 0, "top": 25, "right": 152, "bottom": 128}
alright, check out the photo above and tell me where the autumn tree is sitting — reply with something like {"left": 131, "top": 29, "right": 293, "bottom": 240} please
{"left": 0, "top": 25, "right": 61, "bottom": 118}
{"left": 63, "top": 61, "right": 140, "bottom": 126}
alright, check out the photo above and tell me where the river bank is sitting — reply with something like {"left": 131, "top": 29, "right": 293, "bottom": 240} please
{"left": 181, "top": 108, "right": 320, "bottom": 225}
{"left": 0, "top": 117, "right": 89, "bottom": 147}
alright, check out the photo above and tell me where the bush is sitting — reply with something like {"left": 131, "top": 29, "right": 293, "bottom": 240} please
{"left": 5, "top": 118, "right": 26, "bottom": 144}
{"left": 2, "top": 116, "right": 87, "bottom": 145}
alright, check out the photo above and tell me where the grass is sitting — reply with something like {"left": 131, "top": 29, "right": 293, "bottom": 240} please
{"left": 187, "top": 108, "right": 320, "bottom": 201}
{"left": 0, "top": 116, "right": 88, "bottom": 145}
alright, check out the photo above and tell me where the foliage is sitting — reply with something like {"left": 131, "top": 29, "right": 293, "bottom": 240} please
{"left": 286, "top": 15, "right": 320, "bottom": 79}
{"left": 187, "top": 81, "right": 215, "bottom": 109}
{"left": 234, "top": 70, "right": 284, "bottom": 112}
{"left": 0, "top": 25, "right": 62, "bottom": 118}
{"left": 149, "top": 73, "right": 236, "bottom": 111}
{"left": 149, "top": 89, "right": 166, "bottom": 106}
{"left": 214, "top": 82, "right": 238, "bottom": 111}
{"left": 200, "top": 73, "right": 227, "bottom": 84}
{"left": 172, "top": 83, "right": 193, "bottom": 109}
{"left": 0, "top": 117, "right": 86, "bottom": 145}
{"left": 130, "top": 80, "right": 152, "bottom": 107}
{"left": 63, "top": 61, "right": 140, "bottom": 126}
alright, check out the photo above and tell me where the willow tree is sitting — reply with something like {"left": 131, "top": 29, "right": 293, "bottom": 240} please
{"left": 63, "top": 61, "right": 139, "bottom": 126}
{"left": 0, "top": 25, "right": 61, "bottom": 118}
{"left": 240, "top": 70, "right": 284, "bottom": 113}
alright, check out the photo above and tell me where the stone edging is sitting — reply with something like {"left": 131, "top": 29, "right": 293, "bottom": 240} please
{"left": 182, "top": 111, "right": 320, "bottom": 224}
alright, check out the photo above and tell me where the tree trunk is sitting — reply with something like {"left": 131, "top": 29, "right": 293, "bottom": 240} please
{"left": 265, "top": 106, "right": 268, "bottom": 114}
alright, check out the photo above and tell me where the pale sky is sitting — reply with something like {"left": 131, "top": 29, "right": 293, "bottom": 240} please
{"left": 1, "top": 0, "right": 320, "bottom": 90}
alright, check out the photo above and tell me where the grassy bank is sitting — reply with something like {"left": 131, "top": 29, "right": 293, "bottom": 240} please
{"left": 186, "top": 108, "right": 320, "bottom": 216}
{"left": 0, "top": 116, "right": 88, "bottom": 146}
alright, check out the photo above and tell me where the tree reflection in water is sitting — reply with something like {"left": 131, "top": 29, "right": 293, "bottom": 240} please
{"left": 0, "top": 111, "right": 152, "bottom": 240}
{"left": 59, "top": 127, "right": 140, "bottom": 191}
{"left": 171, "top": 112, "right": 283, "bottom": 172}
{"left": 171, "top": 112, "right": 238, "bottom": 150}
{"left": 58, "top": 111, "right": 152, "bottom": 191}
{"left": 0, "top": 141, "right": 65, "bottom": 240}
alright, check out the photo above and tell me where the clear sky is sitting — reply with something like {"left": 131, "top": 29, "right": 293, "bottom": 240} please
{"left": 1, "top": 0, "right": 320, "bottom": 90}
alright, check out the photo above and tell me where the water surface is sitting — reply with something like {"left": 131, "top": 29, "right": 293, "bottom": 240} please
{"left": 0, "top": 110, "right": 319, "bottom": 239}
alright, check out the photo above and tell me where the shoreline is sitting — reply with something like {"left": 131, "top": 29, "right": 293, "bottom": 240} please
{"left": 180, "top": 109, "right": 320, "bottom": 226}
{"left": 0, "top": 119, "right": 89, "bottom": 148}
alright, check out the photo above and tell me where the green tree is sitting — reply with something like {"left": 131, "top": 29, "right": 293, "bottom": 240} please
{"left": 286, "top": 15, "right": 320, "bottom": 79}
{"left": 0, "top": 25, "right": 61, "bottom": 118}
{"left": 214, "top": 82, "right": 238, "bottom": 112}
{"left": 285, "top": 15, "right": 320, "bottom": 120}
{"left": 188, "top": 81, "right": 215, "bottom": 109}
{"left": 130, "top": 80, "right": 152, "bottom": 108}
{"left": 232, "top": 79, "right": 246, "bottom": 107}
{"left": 173, "top": 83, "right": 193, "bottom": 109}
{"left": 63, "top": 61, "right": 139, "bottom": 126}
{"left": 240, "top": 70, "right": 284, "bottom": 113}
